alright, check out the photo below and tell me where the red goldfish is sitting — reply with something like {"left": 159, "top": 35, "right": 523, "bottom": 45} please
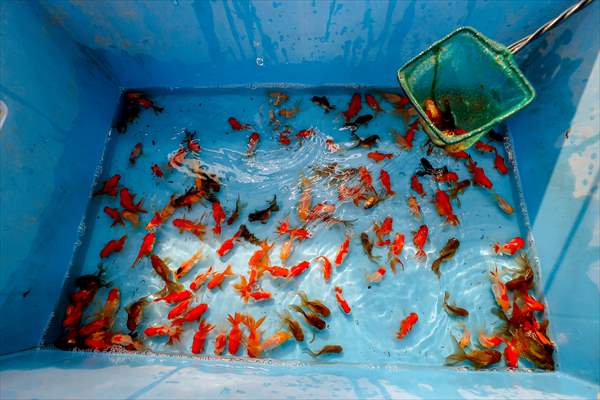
{"left": 172, "top": 218, "right": 206, "bottom": 240}
{"left": 207, "top": 265, "right": 235, "bottom": 290}
{"left": 367, "top": 152, "right": 393, "bottom": 162}
{"left": 475, "top": 141, "right": 496, "bottom": 153}
{"left": 413, "top": 225, "right": 428, "bottom": 259}
{"left": 119, "top": 188, "right": 147, "bottom": 214}
{"left": 176, "top": 249, "right": 204, "bottom": 280}
{"left": 265, "top": 265, "right": 290, "bottom": 278}
{"left": 434, "top": 190, "right": 459, "bottom": 225}
{"left": 151, "top": 163, "right": 164, "bottom": 177}
{"left": 94, "top": 174, "right": 120, "bottom": 197}
{"left": 232, "top": 276, "right": 271, "bottom": 304}
{"left": 227, "top": 312, "right": 244, "bottom": 355}
{"left": 278, "top": 132, "right": 291, "bottom": 145}
{"left": 211, "top": 200, "right": 226, "bottom": 235}
{"left": 191, "top": 319, "right": 214, "bottom": 354}
{"left": 478, "top": 331, "right": 503, "bottom": 348}
{"left": 504, "top": 338, "right": 519, "bottom": 368}
{"left": 359, "top": 166, "right": 374, "bottom": 192}
{"left": 490, "top": 268, "right": 510, "bottom": 311}
{"left": 447, "top": 151, "right": 470, "bottom": 159}
{"left": 334, "top": 286, "right": 351, "bottom": 314}
{"left": 522, "top": 291, "right": 545, "bottom": 312}
{"left": 146, "top": 194, "right": 176, "bottom": 231}
{"left": 467, "top": 159, "right": 493, "bottom": 189}
{"left": 373, "top": 217, "right": 393, "bottom": 245}
{"left": 411, "top": 175, "right": 425, "bottom": 197}
{"left": 296, "top": 128, "right": 314, "bottom": 139}
{"left": 388, "top": 233, "right": 405, "bottom": 272}
{"left": 228, "top": 117, "right": 250, "bottom": 131}
{"left": 244, "top": 315, "right": 266, "bottom": 358}
{"left": 289, "top": 260, "right": 311, "bottom": 277}
{"left": 434, "top": 171, "right": 459, "bottom": 183}
{"left": 407, "top": 195, "right": 422, "bottom": 220}
{"left": 315, "top": 256, "right": 331, "bottom": 281}
{"left": 247, "top": 132, "right": 260, "bottom": 157}
{"left": 493, "top": 236, "right": 525, "bottom": 256}
{"left": 103, "top": 207, "right": 124, "bottom": 227}
{"left": 494, "top": 153, "right": 508, "bottom": 175}
{"left": 99, "top": 235, "right": 127, "bottom": 258}
{"left": 185, "top": 130, "right": 201, "bottom": 153}
{"left": 396, "top": 312, "right": 418, "bottom": 340}
{"left": 168, "top": 147, "right": 186, "bottom": 169}
{"left": 132, "top": 232, "right": 155, "bottom": 267}
{"left": 129, "top": 142, "right": 143, "bottom": 164}
{"left": 367, "top": 267, "right": 386, "bottom": 283}
{"left": 342, "top": 93, "right": 361, "bottom": 122}
{"left": 335, "top": 236, "right": 351, "bottom": 266}
{"left": 217, "top": 229, "right": 241, "bottom": 257}
{"left": 214, "top": 330, "right": 227, "bottom": 355}
{"left": 379, "top": 169, "right": 395, "bottom": 196}
{"left": 167, "top": 299, "right": 191, "bottom": 320}
{"left": 144, "top": 325, "right": 182, "bottom": 345}
{"left": 189, "top": 266, "right": 213, "bottom": 291}
{"left": 154, "top": 289, "right": 193, "bottom": 304}
{"left": 365, "top": 94, "right": 383, "bottom": 113}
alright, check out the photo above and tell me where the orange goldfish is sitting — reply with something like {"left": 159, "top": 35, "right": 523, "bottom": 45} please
{"left": 413, "top": 225, "right": 428, "bottom": 259}
{"left": 388, "top": 233, "right": 405, "bottom": 272}
{"left": 144, "top": 325, "right": 182, "bottom": 345}
{"left": 244, "top": 314, "right": 266, "bottom": 358}
{"left": 207, "top": 265, "right": 235, "bottom": 290}
{"left": 227, "top": 313, "right": 245, "bottom": 355}
{"left": 260, "top": 331, "right": 292, "bottom": 354}
{"left": 289, "top": 260, "right": 310, "bottom": 277}
{"left": 172, "top": 218, "right": 206, "bottom": 240}
{"left": 434, "top": 189, "right": 459, "bottom": 225}
{"left": 315, "top": 255, "right": 331, "bottom": 281}
{"left": 373, "top": 217, "right": 393, "bottom": 245}
{"left": 493, "top": 236, "right": 525, "bottom": 256}
{"left": 211, "top": 200, "right": 226, "bottom": 235}
{"left": 298, "top": 175, "right": 312, "bottom": 222}
{"left": 214, "top": 330, "right": 227, "bottom": 355}
{"left": 132, "top": 232, "right": 156, "bottom": 267}
{"left": 367, "top": 266, "right": 386, "bottom": 283}
{"left": 335, "top": 236, "right": 351, "bottom": 266}
{"left": 191, "top": 319, "right": 215, "bottom": 354}
{"left": 175, "top": 249, "right": 204, "bottom": 280}
{"left": 490, "top": 267, "right": 510, "bottom": 311}
{"left": 478, "top": 331, "right": 503, "bottom": 348}
{"left": 334, "top": 286, "right": 351, "bottom": 314}
{"left": 407, "top": 195, "right": 422, "bottom": 220}
{"left": 129, "top": 142, "right": 143, "bottom": 164}
{"left": 396, "top": 312, "right": 418, "bottom": 340}
{"left": 217, "top": 229, "right": 241, "bottom": 257}
{"left": 189, "top": 266, "right": 213, "bottom": 291}
{"left": 167, "top": 299, "right": 191, "bottom": 320}
{"left": 367, "top": 152, "right": 393, "bottom": 162}
{"left": 379, "top": 169, "right": 395, "bottom": 196}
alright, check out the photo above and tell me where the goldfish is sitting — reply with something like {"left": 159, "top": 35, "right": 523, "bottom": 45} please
{"left": 144, "top": 325, "right": 182, "bottom": 345}
{"left": 260, "top": 331, "right": 293, "bottom": 354}
{"left": 184, "top": 130, "right": 201, "bottom": 153}
{"left": 189, "top": 266, "right": 213, "bottom": 291}
{"left": 443, "top": 291, "right": 468, "bottom": 317}
{"left": 373, "top": 217, "right": 393, "bottom": 245}
{"left": 495, "top": 193, "right": 514, "bottom": 215}
{"left": 504, "top": 253, "right": 534, "bottom": 291}
{"left": 490, "top": 267, "right": 510, "bottom": 311}
{"left": 367, "top": 266, "right": 386, "bottom": 283}
{"left": 297, "top": 176, "right": 312, "bottom": 222}
{"left": 279, "top": 100, "right": 301, "bottom": 118}
{"left": 227, "top": 313, "right": 245, "bottom": 355}
{"left": 359, "top": 166, "right": 374, "bottom": 191}
{"left": 392, "top": 126, "right": 416, "bottom": 150}
{"left": 304, "top": 344, "right": 343, "bottom": 357}
{"left": 207, "top": 265, "right": 235, "bottom": 290}
{"left": 493, "top": 236, "right": 525, "bottom": 256}
{"left": 423, "top": 98, "right": 442, "bottom": 126}
{"left": 365, "top": 94, "right": 383, "bottom": 113}
{"left": 103, "top": 207, "right": 124, "bottom": 227}
{"left": 150, "top": 255, "right": 184, "bottom": 297}
{"left": 62, "top": 303, "right": 83, "bottom": 328}
{"left": 79, "top": 317, "right": 110, "bottom": 337}
{"left": 175, "top": 249, "right": 204, "bottom": 280}
{"left": 475, "top": 141, "right": 496, "bottom": 153}
{"left": 173, "top": 218, "right": 206, "bottom": 241}
{"left": 132, "top": 232, "right": 156, "bottom": 267}
{"left": 94, "top": 174, "right": 120, "bottom": 197}
{"left": 360, "top": 232, "right": 380, "bottom": 263}
{"left": 315, "top": 255, "right": 331, "bottom": 281}
{"left": 217, "top": 231, "right": 241, "bottom": 258}
{"left": 396, "top": 312, "right": 418, "bottom": 340}
{"left": 325, "top": 138, "right": 340, "bottom": 152}
{"left": 146, "top": 194, "right": 176, "bottom": 231}
{"left": 434, "top": 190, "right": 459, "bottom": 225}
{"left": 434, "top": 171, "right": 459, "bottom": 183}
{"left": 379, "top": 169, "right": 395, "bottom": 196}
{"left": 129, "top": 142, "right": 143, "bottom": 164}
{"left": 367, "top": 152, "right": 393, "bottom": 162}
{"left": 281, "top": 311, "right": 304, "bottom": 342}
{"left": 214, "top": 330, "right": 227, "bottom": 355}
{"left": 126, "top": 297, "right": 147, "bottom": 332}
{"left": 119, "top": 188, "right": 147, "bottom": 214}
{"left": 350, "top": 132, "right": 380, "bottom": 149}
{"left": 110, "top": 333, "right": 136, "bottom": 348}
{"left": 289, "top": 260, "right": 311, "bottom": 277}
{"left": 447, "top": 150, "right": 470, "bottom": 159}
{"left": 411, "top": 175, "right": 425, "bottom": 197}
{"left": 191, "top": 319, "right": 215, "bottom": 354}
{"left": 334, "top": 286, "right": 351, "bottom": 314}
{"left": 522, "top": 291, "right": 545, "bottom": 313}
{"left": 388, "top": 233, "right": 405, "bottom": 272}
{"left": 413, "top": 225, "right": 428, "bottom": 259}
{"left": 154, "top": 289, "right": 192, "bottom": 305}
{"left": 290, "top": 304, "right": 326, "bottom": 330}
{"left": 467, "top": 158, "right": 493, "bottom": 189}
{"left": 296, "top": 128, "right": 314, "bottom": 139}
{"left": 478, "top": 331, "right": 503, "bottom": 348}
{"left": 448, "top": 179, "right": 471, "bottom": 204}
{"left": 84, "top": 331, "right": 110, "bottom": 350}
{"left": 246, "top": 132, "right": 260, "bottom": 157}
{"left": 504, "top": 338, "right": 519, "bottom": 368}
{"left": 167, "top": 299, "right": 191, "bottom": 320}
{"left": 446, "top": 338, "right": 502, "bottom": 368}
{"left": 248, "top": 241, "right": 274, "bottom": 275}
{"left": 99, "top": 235, "right": 127, "bottom": 258}
{"left": 381, "top": 92, "right": 409, "bottom": 107}
{"left": 226, "top": 195, "right": 244, "bottom": 226}
{"left": 279, "top": 237, "right": 296, "bottom": 264}
{"left": 248, "top": 195, "right": 279, "bottom": 223}
{"left": 459, "top": 326, "right": 471, "bottom": 348}
{"left": 265, "top": 265, "right": 290, "bottom": 278}
{"left": 494, "top": 153, "right": 509, "bottom": 175}
{"left": 121, "top": 210, "right": 140, "bottom": 226}
{"left": 228, "top": 117, "right": 250, "bottom": 131}
{"left": 211, "top": 199, "right": 226, "bottom": 235}
{"left": 244, "top": 314, "right": 266, "bottom": 358}
{"left": 168, "top": 146, "right": 187, "bottom": 169}
{"left": 288, "top": 227, "right": 311, "bottom": 240}
{"left": 342, "top": 93, "right": 361, "bottom": 122}
{"left": 151, "top": 163, "right": 164, "bottom": 177}
{"left": 335, "top": 236, "right": 351, "bottom": 266}
{"left": 232, "top": 276, "right": 271, "bottom": 304}
{"left": 278, "top": 132, "right": 291, "bottom": 145}
{"left": 173, "top": 187, "right": 204, "bottom": 210}
{"left": 269, "top": 91, "right": 289, "bottom": 107}
{"left": 298, "top": 291, "right": 330, "bottom": 317}
{"left": 311, "top": 96, "right": 335, "bottom": 113}
{"left": 431, "top": 237, "right": 460, "bottom": 278}
{"left": 407, "top": 195, "right": 422, "bottom": 220}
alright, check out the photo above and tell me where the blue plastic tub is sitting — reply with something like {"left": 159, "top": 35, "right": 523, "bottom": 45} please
{"left": 0, "top": 1, "right": 598, "bottom": 398}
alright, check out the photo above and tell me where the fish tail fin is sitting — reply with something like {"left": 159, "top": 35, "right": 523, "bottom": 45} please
{"left": 302, "top": 348, "right": 318, "bottom": 358}
{"left": 350, "top": 132, "right": 360, "bottom": 143}
{"left": 492, "top": 242, "right": 501, "bottom": 254}
{"left": 416, "top": 249, "right": 426, "bottom": 258}
{"left": 431, "top": 260, "right": 441, "bottom": 278}
{"left": 297, "top": 290, "right": 309, "bottom": 306}
{"left": 166, "top": 326, "right": 183, "bottom": 345}
{"left": 223, "top": 265, "right": 234, "bottom": 277}
{"left": 445, "top": 337, "right": 467, "bottom": 365}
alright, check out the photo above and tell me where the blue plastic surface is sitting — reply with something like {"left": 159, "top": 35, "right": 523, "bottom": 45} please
{"left": 0, "top": 0, "right": 598, "bottom": 397}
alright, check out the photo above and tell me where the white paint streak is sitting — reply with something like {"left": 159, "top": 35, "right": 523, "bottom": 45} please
{"left": 568, "top": 142, "right": 599, "bottom": 198}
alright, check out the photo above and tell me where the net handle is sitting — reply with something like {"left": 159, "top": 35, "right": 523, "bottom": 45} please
{"left": 508, "top": 0, "right": 594, "bottom": 54}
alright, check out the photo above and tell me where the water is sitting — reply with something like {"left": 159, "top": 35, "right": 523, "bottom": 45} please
{"left": 52, "top": 87, "right": 544, "bottom": 367}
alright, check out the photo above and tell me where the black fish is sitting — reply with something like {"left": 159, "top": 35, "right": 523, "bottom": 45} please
{"left": 238, "top": 224, "right": 262, "bottom": 246}
{"left": 416, "top": 157, "right": 447, "bottom": 178}
{"left": 248, "top": 195, "right": 279, "bottom": 223}
{"left": 311, "top": 96, "right": 335, "bottom": 113}
{"left": 349, "top": 132, "right": 380, "bottom": 149}
{"left": 226, "top": 194, "right": 245, "bottom": 225}
{"left": 339, "top": 114, "right": 374, "bottom": 132}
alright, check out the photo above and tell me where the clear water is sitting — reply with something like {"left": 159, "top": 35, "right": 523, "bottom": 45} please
{"left": 53, "top": 87, "right": 540, "bottom": 367}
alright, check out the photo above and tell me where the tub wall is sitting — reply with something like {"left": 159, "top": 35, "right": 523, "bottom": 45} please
{"left": 0, "top": 1, "right": 119, "bottom": 354}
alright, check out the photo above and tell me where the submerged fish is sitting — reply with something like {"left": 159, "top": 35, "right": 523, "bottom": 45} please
{"left": 290, "top": 304, "right": 326, "bottom": 330}
{"left": 349, "top": 132, "right": 380, "bottom": 149}
{"left": 360, "top": 232, "right": 380, "bottom": 263}
{"left": 431, "top": 238, "right": 460, "bottom": 278}
{"left": 311, "top": 96, "right": 335, "bottom": 113}
{"left": 446, "top": 338, "right": 502, "bottom": 369}
{"left": 304, "top": 344, "right": 343, "bottom": 357}
{"left": 298, "top": 291, "right": 331, "bottom": 317}
{"left": 443, "top": 291, "right": 469, "bottom": 317}
{"left": 248, "top": 195, "right": 279, "bottom": 223}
